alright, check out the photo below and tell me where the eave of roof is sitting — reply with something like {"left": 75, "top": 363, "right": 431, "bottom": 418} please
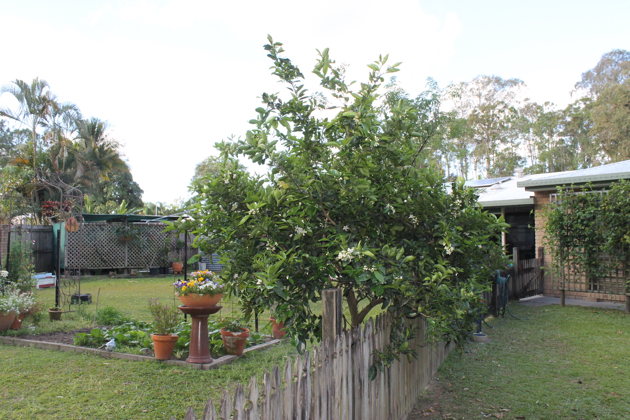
{"left": 517, "top": 172, "right": 630, "bottom": 191}
{"left": 81, "top": 214, "right": 182, "bottom": 223}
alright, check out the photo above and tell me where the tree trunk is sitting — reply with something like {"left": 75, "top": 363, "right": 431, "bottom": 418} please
{"left": 345, "top": 288, "right": 384, "bottom": 327}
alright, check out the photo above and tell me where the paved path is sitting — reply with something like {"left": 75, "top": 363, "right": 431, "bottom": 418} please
{"left": 517, "top": 295, "right": 627, "bottom": 311}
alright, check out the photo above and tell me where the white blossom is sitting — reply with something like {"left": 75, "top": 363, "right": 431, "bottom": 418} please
{"left": 343, "top": 225, "right": 350, "bottom": 231}
{"left": 295, "top": 226, "right": 307, "bottom": 235}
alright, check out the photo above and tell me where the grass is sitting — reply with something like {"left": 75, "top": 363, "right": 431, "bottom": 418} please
{"left": 412, "top": 303, "right": 630, "bottom": 420}
{"left": 0, "top": 339, "right": 300, "bottom": 419}
{"left": 0, "top": 274, "right": 375, "bottom": 419}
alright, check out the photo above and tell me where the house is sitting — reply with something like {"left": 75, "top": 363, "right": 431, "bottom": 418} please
{"left": 466, "top": 159, "right": 630, "bottom": 303}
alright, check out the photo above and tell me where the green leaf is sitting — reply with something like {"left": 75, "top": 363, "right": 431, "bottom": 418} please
{"left": 187, "top": 254, "right": 201, "bottom": 264}
{"left": 238, "top": 215, "right": 251, "bottom": 226}
{"left": 368, "top": 364, "right": 377, "bottom": 381}
{"left": 374, "top": 271, "right": 384, "bottom": 283}
{"left": 367, "top": 64, "right": 379, "bottom": 72}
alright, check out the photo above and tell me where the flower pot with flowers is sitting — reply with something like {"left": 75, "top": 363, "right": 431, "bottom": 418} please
{"left": 0, "top": 287, "right": 35, "bottom": 331}
{"left": 219, "top": 319, "right": 250, "bottom": 356}
{"left": 148, "top": 298, "right": 181, "bottom": 360}
{"left": 173, "top": 270, "right": 224, "bottom": 307}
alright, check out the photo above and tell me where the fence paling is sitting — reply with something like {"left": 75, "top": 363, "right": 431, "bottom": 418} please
{"left": 173, "top": 313, "right": 452, "bottom": 420}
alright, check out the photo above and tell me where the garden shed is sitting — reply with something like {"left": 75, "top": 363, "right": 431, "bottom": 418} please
{"left": 56, "top": 214, "right": 197, "bottom": 275}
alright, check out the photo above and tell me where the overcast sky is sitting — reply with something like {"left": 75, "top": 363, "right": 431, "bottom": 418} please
{"left": 1, "top": 1, "right": 628, "bottom": 204}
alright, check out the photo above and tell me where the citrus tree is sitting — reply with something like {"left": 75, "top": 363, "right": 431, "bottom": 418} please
{"left": 171, "top": 36, "right": 507, "bottom": 357}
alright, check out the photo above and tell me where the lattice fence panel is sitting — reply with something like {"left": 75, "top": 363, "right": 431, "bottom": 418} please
{"left": 66, "top": 222, "right": 174, "bottom": 269}
{"left": 127, "top": 223, "right": 170, "bottom": 267}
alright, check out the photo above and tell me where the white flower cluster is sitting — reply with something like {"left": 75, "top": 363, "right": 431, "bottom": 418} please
{"left": 0, "top": 271, "right": 8, "bottom": 278}
{"left": 343, "top": 225, "right": 350, "bottom": 231}
{"left": 0, "top": 288, "right": 35, "bottom": 316}
{"left": 363, "top": 265, "right": 377, "bottom": 272}
{"left": 248, "top": 208, "right": 259, "bottom": 215}
{"left": 385, "top": 203, "right": 395, "bottom": 214}
{"left": 444, "top": 244, "right": 454, "bottom": 255}
{"left": 266, "top": 241, "right": 278, "bottom": 252}
{"left": 337, "top": 247, "right": 357, "bottom": 262}
{"left": 295, "top": 226, "right": 307, "bottom": 235}
{"left": 408, "top": 214, "right": 418, "bottom": 225}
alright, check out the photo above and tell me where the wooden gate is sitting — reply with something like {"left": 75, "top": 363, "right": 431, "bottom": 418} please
{"left": 510, "top": 247, "right": 544, "bottom": 299}
{"left": 0, "top": 224, "right": 54, "bottom": 272}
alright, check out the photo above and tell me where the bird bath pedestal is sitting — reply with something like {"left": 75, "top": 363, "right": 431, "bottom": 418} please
{"left": 178, "top": 305, "right": 222, "bottom": 364}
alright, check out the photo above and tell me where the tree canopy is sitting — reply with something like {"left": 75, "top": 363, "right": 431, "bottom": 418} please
{"left": 0, "top": 79, "right": 144, "bottom": 220}
{"left": 171, "top": 37, "right": 508, "bottom": 359}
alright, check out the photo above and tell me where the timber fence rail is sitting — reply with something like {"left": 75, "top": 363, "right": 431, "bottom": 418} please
{"left": 173, "top": 312, "right": 453, "bottom": 420}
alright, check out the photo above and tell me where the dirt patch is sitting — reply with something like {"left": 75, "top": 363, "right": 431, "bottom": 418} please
{"left": 407, "top": 378, "right": 453, "bottom": 419}
{"left": 14, "top": 328, "right": 105, "bottom": 346}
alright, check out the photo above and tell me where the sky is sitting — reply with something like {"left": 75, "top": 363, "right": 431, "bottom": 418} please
{"left": 1, "top": 0, "right": 628, "bottom": 205}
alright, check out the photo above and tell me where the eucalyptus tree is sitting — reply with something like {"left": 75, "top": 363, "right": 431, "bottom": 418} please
{"left": 171, "top": 37, "right": 508, "bottom": 357}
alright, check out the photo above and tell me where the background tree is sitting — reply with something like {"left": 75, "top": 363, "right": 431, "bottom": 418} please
{"left": 192, "top": 155, "right": 246, "bottom": 184}
{"left": 0, "top": 80, "right": 145, "bottom": 220}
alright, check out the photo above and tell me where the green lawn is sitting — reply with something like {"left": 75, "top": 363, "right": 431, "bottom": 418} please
{"left": 0, "top": 339, "right": 300, "bottom": 419}
{"left": 34, "top": 275, "right": 250, "bottom": 322}
{"left": 412, "top": 303, "right": 630, "bottom": 420}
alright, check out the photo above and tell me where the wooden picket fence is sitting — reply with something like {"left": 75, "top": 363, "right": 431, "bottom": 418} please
{"left": 173, "top": 313, "right": 453, "bottom": 420}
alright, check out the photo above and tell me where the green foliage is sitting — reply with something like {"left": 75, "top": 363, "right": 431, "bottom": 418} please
{"left": 147, "top": 298, "right": 180, "bottom": 335}
{"left": 95, "top": 306, "right": 132, "bottom": 326}
{"left": 172, "top": 36, "right": 508, "bottom": 359}
{"left": 219, "top": 319, "right": 248, "bottom": 333}
{"left": 544, "top": 180, "right": 630, "bottom": 281}
{"left": 6, "top": 238, "right": 35, "bottom": 292}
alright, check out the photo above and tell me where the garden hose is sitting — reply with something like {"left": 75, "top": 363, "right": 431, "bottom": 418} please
{"left": 483, "top": 270, "right": 528, "bottom": 329}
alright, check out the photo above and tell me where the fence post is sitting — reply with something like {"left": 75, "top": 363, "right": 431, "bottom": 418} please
{"left": 322, "top": 289, "right": 342, "bottom": 344}
{"left": 539, "top": 247, "right": 545, "bottom": 294}
{"left": 512, "top": 247, "right": 519, "bottom": 299}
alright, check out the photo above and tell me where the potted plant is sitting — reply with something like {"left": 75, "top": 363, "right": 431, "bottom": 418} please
{"left": 171, "top": 255, "right": 183, "bottom": 274}
{"left": 115, "top": 224, "right": 141, "bottom": 243}
{"left": 10, "top": 291, "right": 36, "bottom": 330}
{"left": 48, "top": 306, "right": 63, "bottom": 321}
{"left": 219, "top": 319, "right": 250, "bottom": 356}
{"left": 269, "top": 316, "right": 287, "bottom": 339}
{"left": 148, "top": 298, "right": 181, "bottom": 360}
{"left": 173, "top": 270, "right": 224, "bottom": 307}
{"left": 0, "top": 287, "right": 19, "bottom": 332}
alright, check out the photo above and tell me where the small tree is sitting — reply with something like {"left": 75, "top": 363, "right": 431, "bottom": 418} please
{"left": 171, "top": 36, "right": 507, "bottom": 358}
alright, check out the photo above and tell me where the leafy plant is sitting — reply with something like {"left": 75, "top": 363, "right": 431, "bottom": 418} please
{"left": 6, "top": 238, "right": 35, "bottom": 293}
{"left": 219, "top": 319, "right": 248, "bottom": 333}
{"left": 114, "top": 224, "right": 141, "bottom": 242}
{"left": 544, "top": 180, "right": 630, "bottom": 284}
{"left": 147, "top": 298, "right": 180, "bottom": 335}
{"left": 168, "top": 36, "right": 508, "bottom": 359}
{"left": 95, "top": 306, "right": 131, "bottom": 326}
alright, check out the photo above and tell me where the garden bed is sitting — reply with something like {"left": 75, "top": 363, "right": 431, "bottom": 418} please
{"left": 0, "top": 332, "right": 281, "bottom": 370}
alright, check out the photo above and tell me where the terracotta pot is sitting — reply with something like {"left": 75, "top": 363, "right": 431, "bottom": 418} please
{"left": 270, "top": 318, "right": 286, "bottom": 339}
{"left": 10, "top": 313, "right": 25, "bottom": 330}
{"left": 172, "top": 262, "right": 183, "bottom": 273}
{"left": 0, "top": 313, "right": 16, "bottom": 332}
{"left": 177, "top": 293, "right": 223, "bottom": 308}
{"left": 152, "top": 334, "right": 179, "bottom": 360}
{"left": 48, "top": 308, "right": 63, "bottom": 321}
{"left": 220, "top": 327, "right": 249, "bottom": 356}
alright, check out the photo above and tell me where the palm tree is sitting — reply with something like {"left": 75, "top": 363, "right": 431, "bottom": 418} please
{"left": 0, "top": 78, "right": 59, "bottom": 169}
{"left": 73, "top": 117, "right": 129, "bottom": 198}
